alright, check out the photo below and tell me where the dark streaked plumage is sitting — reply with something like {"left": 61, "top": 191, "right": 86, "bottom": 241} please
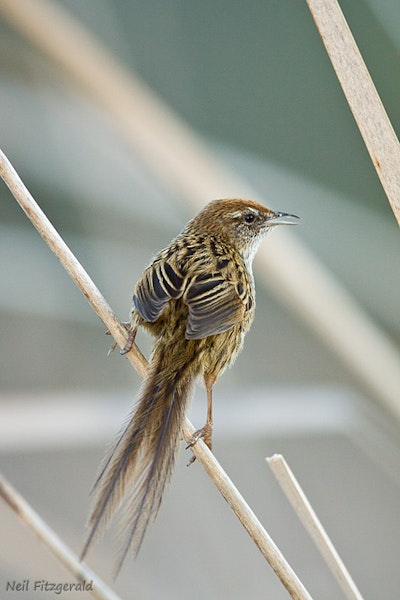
{"left": 81, "top": 198, "right": 299, "bottom": 574}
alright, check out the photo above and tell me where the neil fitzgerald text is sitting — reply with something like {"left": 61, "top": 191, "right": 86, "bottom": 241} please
{"left": 6, "top": 580, "right": 94, "bottom": 594}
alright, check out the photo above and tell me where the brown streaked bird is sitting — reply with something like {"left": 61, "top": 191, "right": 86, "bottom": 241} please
{"left": 81, "top": 198, "right": 299, "bottom": 573}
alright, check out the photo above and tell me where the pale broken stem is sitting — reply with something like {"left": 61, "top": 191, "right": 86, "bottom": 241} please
{"left": 0, "top": 152, "right": 313, "bottom": 600}
{"left": 306, "top": 0, "right": 400, "bottom": 226}
{"left": 267, "top": 454, "right": 364, "bottom": 600}
{"left": 0, "top": 474, "right": 122, "bottom": 600}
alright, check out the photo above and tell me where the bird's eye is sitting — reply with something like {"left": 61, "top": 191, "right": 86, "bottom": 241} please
{"left": 244, "top": 212, "right": 256, "bottom": 224}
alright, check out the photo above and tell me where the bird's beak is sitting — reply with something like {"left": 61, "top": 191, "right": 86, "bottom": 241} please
{"left": 267, "top": 211, "right": 301, "bottom": 226}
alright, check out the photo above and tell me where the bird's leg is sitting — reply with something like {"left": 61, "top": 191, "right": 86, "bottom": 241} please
{"left": 186, "top": 374, "right": 215, "bottom": 464}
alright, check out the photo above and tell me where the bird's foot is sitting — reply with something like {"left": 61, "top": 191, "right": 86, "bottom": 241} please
{"left": 186, "top": 422, "right": 213, "bottom": 466}
{"left": 106, "top": 321, "right": 136, "bottom": 356}
{"left": 120, "top": 323, "right": 138, "bottom": 355}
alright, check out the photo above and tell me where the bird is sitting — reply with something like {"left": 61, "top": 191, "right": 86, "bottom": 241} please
{"left": 81, "top": 198, "right": 300, "bottom": 574}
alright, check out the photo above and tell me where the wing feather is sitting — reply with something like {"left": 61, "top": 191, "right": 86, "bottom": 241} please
{"left": 133, "top": 260, "right": 184, "bottom": 322}
{"left": 184, "top": 274, "right": 245, "bottom": 339}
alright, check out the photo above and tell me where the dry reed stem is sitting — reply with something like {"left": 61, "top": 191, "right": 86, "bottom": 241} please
{"left": 267, "top": 454, "right": 364, "bottom": 600}
{"left": 0, "top": 474, "right": 122, "bottom": 600}
{"left": 306, "top": 0, "right": 400, "bottom": 225}
{"left": 0, "top": 149, "right": 313, "bottom": 600}
{"left": 1, "top": 0, "right": 400, "bottom": 424}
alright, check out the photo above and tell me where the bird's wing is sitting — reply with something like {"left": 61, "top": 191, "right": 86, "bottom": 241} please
{"left": 133, "top": 256, "right": 246, "bottom": 339}
{"left": 184, "top": 272, "right": 246, "bottom": 339}
{"left": 133, "top": 259, "right": 185, "bottom": 322}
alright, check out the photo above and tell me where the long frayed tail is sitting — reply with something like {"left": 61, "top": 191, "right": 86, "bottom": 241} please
{"left": 80, "top": 342, "right": 199, "bottom": 575}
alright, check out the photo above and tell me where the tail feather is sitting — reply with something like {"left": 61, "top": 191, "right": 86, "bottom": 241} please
{"left": 81, "top": 344, "right": 198, "bottom": 573}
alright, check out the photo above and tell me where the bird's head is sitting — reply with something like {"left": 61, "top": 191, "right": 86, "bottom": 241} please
{"left": 190, "top": 198, "right": 300, "bottom": 264}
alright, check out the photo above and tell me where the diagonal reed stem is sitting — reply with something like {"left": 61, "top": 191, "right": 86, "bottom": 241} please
{"left": 306, "top": 0, "right": 400, "bottom": 225}
{"left": 0, "top": 149, "right": 313, "bottom": 600}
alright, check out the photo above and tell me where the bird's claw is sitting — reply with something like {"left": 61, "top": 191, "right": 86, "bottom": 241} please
{"left": 106, "top": 321, "right": 136, "bottom": 356}
{"left": 186, "top": 423, "right": 213, "bottom": 466}
{"left": 120, "top": 324, "right": 138, "bottom": 355}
